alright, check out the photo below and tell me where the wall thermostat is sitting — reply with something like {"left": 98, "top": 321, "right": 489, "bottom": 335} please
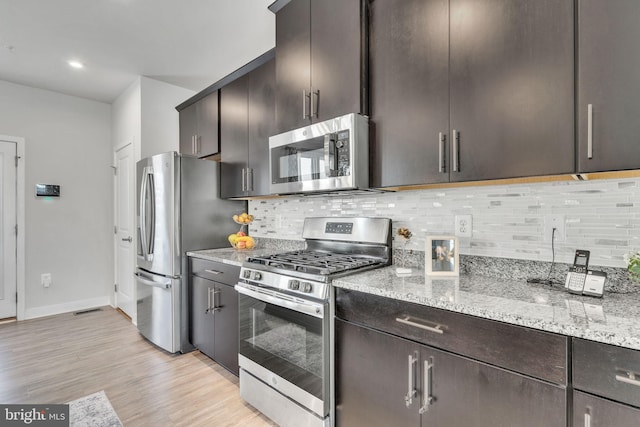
{"left": 35, "top": 184, "right": 60, "bottom": 197}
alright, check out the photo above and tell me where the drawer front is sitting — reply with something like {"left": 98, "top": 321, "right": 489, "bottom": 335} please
{"left": 573, "top": 391, "right": 640, "bottom": 427}
{"left": 190, "top": 257, "right": 240, "bottom": 286}
{"left": 335, "top": 288, "right": 568, "bottom": 385}
{"left": 573, "top": 338, "right": 640, "bottom": 407}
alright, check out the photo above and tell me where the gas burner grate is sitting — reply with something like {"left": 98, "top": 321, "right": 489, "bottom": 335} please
{"left": 248, "top": 250, "right": 380, "bottom": 276}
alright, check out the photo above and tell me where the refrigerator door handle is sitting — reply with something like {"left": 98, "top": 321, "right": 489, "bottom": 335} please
{"left": 135, "top": 272, "right": 172, "bottom": 289}
{"left": 139, "top": 166, "right": 156, "bottom": 261}
{"left": 147, "top": 169, "right": 156, "bottom": 258}
{"left": 139, "top": 167, "right": 149, "bottom": 259}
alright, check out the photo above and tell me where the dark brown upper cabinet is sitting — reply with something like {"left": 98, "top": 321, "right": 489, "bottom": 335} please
{"left": 577, "top": 0, "right": 640, "bottom": 173}
{"left": 370, "top": 0, "right": 450, "bottom": 187}
{"left": 179, "top": 91, "right": 219, "bottom": 158}
{"left": 273, "top": 0, "right": 366, "bottom": 135}
{"left": 220, "top": 58, "right": 276, "bottom": 199}
{"left": 371, "top": 0, "right": 574, "bottom": 188}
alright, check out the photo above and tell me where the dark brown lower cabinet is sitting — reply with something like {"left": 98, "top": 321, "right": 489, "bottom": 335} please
{"left": 190, "top": 276, "right": 239, "bottom": 375}
{"left": 336, "top": 319, "right": 567, "bottom": 427}
{"left": 573, "top": 391, "right": 640, "bottom": 427}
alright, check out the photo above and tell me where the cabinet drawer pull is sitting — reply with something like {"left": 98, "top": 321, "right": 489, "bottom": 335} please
{"left": 584, "top": 411, "right": 591, "bottom": 427}
{"left": 204, "top": 269, "right": 223, "bottom": 275}
{"left": 396, "top": 316, "right": 444, "bottom": 334}
{"left": 615, "top": 371, "right": 640, "bottom": 387}
{"left": 405, "top": 352, "right": 418, "bottom": 407}
{"left": 419, "top": 357, "right": 434, "bottom": 414}
{"left": 587, "top": 104, "right": 593, "bottom": 159}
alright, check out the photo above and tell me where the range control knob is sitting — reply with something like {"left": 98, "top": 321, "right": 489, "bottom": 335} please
{"left": 252, "top": 271, "right": 262, "bottom": 281}
{"left": 301, "top": 282, "right": 313, "bottom": 293}
{"left": 243, "top": 270, "right": 252, "bottom": 279}
{"left": 289, "top": 280, "right": 300, "bottom": 290}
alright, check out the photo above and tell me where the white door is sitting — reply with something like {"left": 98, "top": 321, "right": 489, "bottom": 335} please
{"left": 0, "top": 141, "right": 17, "bottom": 319}
{"left": 114, "top": 144, "right": 135, "bottom": 320}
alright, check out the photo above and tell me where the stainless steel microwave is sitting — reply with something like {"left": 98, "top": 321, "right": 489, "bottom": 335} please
{"left": 269, "top": 113, "right": 369, "bottom": 195}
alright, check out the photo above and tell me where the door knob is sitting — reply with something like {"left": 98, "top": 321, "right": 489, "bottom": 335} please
{"left": 122, "top": 236, "right": 132, "bottom": 243}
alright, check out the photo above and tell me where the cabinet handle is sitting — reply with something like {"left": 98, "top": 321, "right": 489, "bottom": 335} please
{"left": 206, "top": 287, "right": 212, "bottom": 314}
{"left": 615, "top": 371, "right": 640, "bottom": 387}
{"left": 204, "top": 269, "right": 222, "bottom": 275}
{"left": 241, "top": 168, "right": 246, "bottom": 192}
{"left": 405, "top": 352, "right": 418, "bottom": 407}
{"left": 194, "top": 135, "right": 200, "bottom": 155}
{"left": 303, "top": 90, "right": 310, "bottom": 119}
{"left": 311, "top": 89, "right": 319, "bottom": 118}
{"left": 438, "top": 132, "right": 446, "bottom": 173}
{"left": 211, "top": 288, "right": 222, "bottom": 313}
{"left": 587, "top": 104, "right": 593, "bottom": 159}
{"left": 584, "top": 410, "right": 591, "bottom": 427}
{"left": 248, "top": 168, "right": 254, "bottom": 192}
{"left": 452, "top": 130, "right": 460, "bottom": 172}
{"left": 419, "top": 357, "right": 434, "bottom": 414}
{"left": 396, "top": 316, "right": 444, "bottom": 334}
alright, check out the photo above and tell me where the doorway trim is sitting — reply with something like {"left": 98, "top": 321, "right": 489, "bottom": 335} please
{"left": 113, "top": 139, "right": 136, "bottom": 323}
{"left": 0, "top": 135, "right": 25, "bottom": 320}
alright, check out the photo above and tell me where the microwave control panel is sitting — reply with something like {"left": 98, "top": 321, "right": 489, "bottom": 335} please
{"left": 335, "top": 130, "right": 350, "bottom": 176}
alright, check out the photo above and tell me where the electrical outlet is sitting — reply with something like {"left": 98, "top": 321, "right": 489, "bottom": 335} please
{"left": 41, "top": 273, "right": 52, "bottom": 288}
{"left": 455, "top": 215, "right": 472, "bottom": 238}
{"left": 544, "top": 215, "right": 566, "bottom": 242}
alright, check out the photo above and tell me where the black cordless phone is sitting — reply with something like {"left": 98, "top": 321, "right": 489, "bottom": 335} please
{"left": 565, "top": 250, "right": 590, "bottom": 294}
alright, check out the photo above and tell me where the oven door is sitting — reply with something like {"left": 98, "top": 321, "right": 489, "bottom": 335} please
{"left": 236, "top": 283, "right": 329, "bottom": 417}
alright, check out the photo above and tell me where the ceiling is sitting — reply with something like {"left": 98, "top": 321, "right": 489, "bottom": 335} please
{"left": 0, "top": 0, "right": 276, "bottom": 103}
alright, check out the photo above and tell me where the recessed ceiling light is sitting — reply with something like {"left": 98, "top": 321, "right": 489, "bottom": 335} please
{"left": 67, "top": 60, "right": 84, "bottom": 69}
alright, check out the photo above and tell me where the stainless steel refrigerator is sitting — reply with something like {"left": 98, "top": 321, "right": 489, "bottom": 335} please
{"left": 135, "top": 151, "right": 244, "bottom": 353}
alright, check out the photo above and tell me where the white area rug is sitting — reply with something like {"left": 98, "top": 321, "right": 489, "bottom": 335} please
{"left": 67, "top": 390, "right": 123, "bottom": 427}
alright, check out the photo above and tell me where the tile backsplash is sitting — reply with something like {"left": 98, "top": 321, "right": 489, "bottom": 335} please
{"left": 248, "top": 177, "right": 640, "bottom": 268}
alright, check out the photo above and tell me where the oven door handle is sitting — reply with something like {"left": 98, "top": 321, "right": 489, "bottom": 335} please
{"left": 235, "top": 284, "right": 325, "bottom": 319}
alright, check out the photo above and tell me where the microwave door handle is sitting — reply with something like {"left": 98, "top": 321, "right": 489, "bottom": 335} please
{"left": 139, "top": 169, "right": 149, "bottom": 259}
{"left": 324, "top": 134, "right": 337, "bottom": 177}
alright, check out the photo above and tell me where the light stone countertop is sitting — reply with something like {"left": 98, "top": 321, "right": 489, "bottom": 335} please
{"left": 332, "top": 266, "right": 640, "bottom": 351}
{"left": 188, "top": 247, "right": 640, "bottom": 351}
{"left": 187, "top": 248, "right": 281, "bottom": 266}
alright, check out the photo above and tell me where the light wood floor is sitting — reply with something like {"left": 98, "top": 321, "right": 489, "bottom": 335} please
{"left": 0, "top": 307, "right": 276, "bottom": 426}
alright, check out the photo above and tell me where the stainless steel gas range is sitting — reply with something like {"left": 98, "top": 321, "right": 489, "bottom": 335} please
{"left": 235, "top": 217, "right": 392, "bottom": 427}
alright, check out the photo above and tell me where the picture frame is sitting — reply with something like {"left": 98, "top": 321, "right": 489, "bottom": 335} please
{"left": 426, "top": 236, "right": 459, "bottom": 276}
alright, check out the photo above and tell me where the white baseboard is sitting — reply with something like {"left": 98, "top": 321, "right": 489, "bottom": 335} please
{"left": 24, "top": 296, "right": 112, "bottom": 320}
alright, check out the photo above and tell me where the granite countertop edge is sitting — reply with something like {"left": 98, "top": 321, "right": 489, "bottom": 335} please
{"left": 332, "top": 266, "right": 640, "bottom": 352}
{"left": 188, "top": 248, "right": 640, "bottom": 351}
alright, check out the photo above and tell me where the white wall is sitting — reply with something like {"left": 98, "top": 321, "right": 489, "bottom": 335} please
{"left": 0, "top": 79, "right": 112, "bottom": 318}
{"left": 140, "top": 77, "right": 195, "bottom": 158}
{"left": 111, "top": 78, "right": 141, "bottom": 156}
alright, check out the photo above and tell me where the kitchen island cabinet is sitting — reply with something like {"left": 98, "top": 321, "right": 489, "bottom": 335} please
{"left": 370, "top": 0, "right": 574, "bottom": 187}
{"left": 220, "top": 55, "right": 275, "bottom": 199}
{"left": 577, "top": 0, "right": 640, "bottom": 173}
{"left": 179, "top": 92, "right": 219, "bottom": 158}
{"left": 271, "top": 0, "right": 366, "bottom": 134}
{"left": 189, "top": 257, "right": 240, "bottom": 375}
